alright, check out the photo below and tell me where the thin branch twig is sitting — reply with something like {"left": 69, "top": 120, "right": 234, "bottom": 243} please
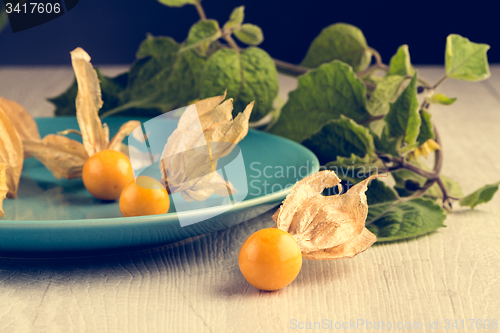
{"left": 224, "top": 35, "right": 240, "bottom": 53}
{"left": 193, "top": 2, "right": 206, "bottom": 20}
{"left": 273, "top": 58, "right": 309, "bottom": 76}
{"left": 433, "top": 74, "right": 448, "bottom": 90}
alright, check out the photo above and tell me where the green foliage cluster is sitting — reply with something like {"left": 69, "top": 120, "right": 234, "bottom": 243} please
{"left": 271, "top": 30, "right": 495, "bottom": 242}
{"left": 50, "top": 0, "right": 498, "bottom": 242}
{"left": 50, "top": 4, "right": 277, "bottom": 122}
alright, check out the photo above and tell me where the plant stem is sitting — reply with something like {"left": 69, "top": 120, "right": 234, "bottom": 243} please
{"left": 224, "top": 34, "right": 240, "bottom": 53}
{"left": 367, "top": 47, "right": 386, "bottom": 68}
{"left": 433, "top": 74, "right": 447, "bottom": 89}
{"left": 217, "top": 43, "right": 308, "bottom": 76}
{"left": 273, "top": 58, "right": 309, "bottom": 76}
{"left": 384, "top": 155, "right": 438, "bottom": 179}
{"left": 358, "top": 114, "right": 384, "bottom": 125}
{"left": 189, "top": 1, "right": 309, "bottom": 78}
{"left": 356, "top": 48, "right": 388, "bottom": 78}
{"left": 100, "top": 101, "right": 142, "bottom": 119}
{"left": 356, "top": 63, "right": 387, "bottom": 79}
{"left": 193, "top": 2, "right": 207, "bottom": 20}
{"left": 375, "top": 127, "right": 443, "bottom": 189}
{"left": 432, "top": 128, "right": 458, "bottom": 207}
{"left": 417, "top": 77, "right": 432, "bottom": 90}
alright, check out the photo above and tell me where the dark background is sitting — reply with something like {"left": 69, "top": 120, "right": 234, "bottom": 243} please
{"left": 0, "top": 0, "right": 498, "bottom": 66}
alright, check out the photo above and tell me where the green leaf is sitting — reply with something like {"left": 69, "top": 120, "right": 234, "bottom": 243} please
{"left": 373, "top": 128, "right": 400, "bottom": 157}
{"left": 97, "top": 72, "right": 129, "bottom": 114}
{"left": 223, "top": 6, "right": 244, "bottom": 30}
{"left": 426, "top": 93, "right": 457, "bottom": 105}
{"left": 303, "top": 116, "right": 375, "bottom": 165}
{"left": 440, "top": 176, "right": 464, "bottom": 198}
{"left": 270, "top": 61, "right": 370, "bottom": 143}
{"left": 300, "top": 23, "right": 372, "bottom": 72}
{"left": 325, "top": 154, "right": 384, "bottom": 184}
{"left": 119, "top": 36, "right": 206, "bottom": 114}
{"left": 367, "top": 75, "right": 406, "bottom": 116}
{"left": 49, "top": 70, "right": 128, "bottom": 116}
{"left": 445, "top": 34, "right": 490, "bottom": 81}
{"left": 368, "top": 119, "right": 386, "bottom": 138}
{"left": 124, "top": 37, "right": 180, "bottom": 99}
{"left": 199, "top": 47, "right": 278, "bottom": 121}
{"left": 233, "top": 24, "right": 263, "bottom": 46}
{"left": 459, "top": 181, "right": 500, "bottom": 209}
{"left": 367, "top": 198, "right": 446, "bottom": 242}
{"left": 261, "top": 96, "right": 285, "bottom": 131}
{"left": 49, "top": 78, "right": 78, "bottom": 116}
{"left": 386, "top": 45, "right": 415, "bottom": 77}
{"left": 384, "top": 74, "right": 420, "bottom": 145}
{"left": 366, "top": 179, "right": 399, "bottom": 205}
{"left": 398, "top": 142, "right": 419, "bottom": 155}
{"left": 157, "top": 0, "right": 198, "bottom": 7}
{"left": 136, "top": 34, "right": 175, "bottom": 58}
{"left": 416, "top": 110, "right": 434, "bottom": 145}
{"left": 180, "top": 20, "right": 221, "bottom": 54}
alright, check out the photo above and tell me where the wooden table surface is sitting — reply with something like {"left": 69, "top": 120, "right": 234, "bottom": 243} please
{"left": 0, "top": 66, "right": 499, "bottom": 333}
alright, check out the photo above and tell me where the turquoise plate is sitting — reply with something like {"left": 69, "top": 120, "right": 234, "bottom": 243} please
{"left": 0, "top": 117, "right": 319, "bottom": 257}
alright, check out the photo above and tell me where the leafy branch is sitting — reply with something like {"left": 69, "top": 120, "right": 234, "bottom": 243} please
{"left": 268, "top": 27, "right": 496, "bottom": 241}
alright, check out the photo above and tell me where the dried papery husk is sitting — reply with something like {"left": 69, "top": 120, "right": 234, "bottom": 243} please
{"left": 57, "top": 129, "right": 82, "bottom": 136}
{"left": 26, "top": 48, "right": 141, "bottom": 181}
{"left": 0, "top": 163, "right": 8, "bottom": 217}
{"left": 24, "top": 134, "right": 89, "bottom": 179}
{"left": 0, "top": 106, "right": 23, "bottom": 198}
{"left": 108, "top": 120, "right": 141, "bottom": 152}
{"left": 160, "top": 105, "right": 209, "bottom": 192}
{"left": 0, "top": 97, "right": 40, "bottom": 142}
{"left": 180, "top": 172, "right": 237, "bottom": 202}
{"left": 194, "top": 90, "right": 227, "bottom": 116}
{"left": 27, "top": 119, "right": 139, "bottom": 180}
{"left": 273, "top": 171, "right": 379, "bottom": 260}
{"left": 204, "top": 101, "right": 254, "bottom": 161}
{"left": 71, "top": 47, "right": 107, "bottom": 157}
{"left": 160, "top": 93, "right": 253, "bottom": 201}
{"left": 102, "top": 123, "right": 110, "bottom": 148}
{"left": 198, "top": 99, "right": 234, "bottom": 130}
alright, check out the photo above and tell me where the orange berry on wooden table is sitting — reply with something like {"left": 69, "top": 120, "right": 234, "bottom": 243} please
{"left": 238, "top": 228, "right": 302, "bottom": 291}
{"left": 82, "top": 150, "right": 134, "bottom": 201}
{"left": 119, "top": 176, "right": 170, "bottom": 217}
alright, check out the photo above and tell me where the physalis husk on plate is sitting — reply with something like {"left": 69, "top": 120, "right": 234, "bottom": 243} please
{"left": 273, "top": 170, "right": 378, "bottom": 260}
{"left": 160, "top": 91, "right": 254, "bottom": 201}
{"left": 24, "top": 48, "right": 141, "bottom": 179}
{"left": 0, "top": 163, "right": 8, "bottom": 217}
{"left": 0, "top": 105, "right": 24, "bottom": 199}
{"left": 0, "top": 96, "right": 43, "bottom": 217}
{"left": 0, "top": 97, "right": 40, "bottom": 158}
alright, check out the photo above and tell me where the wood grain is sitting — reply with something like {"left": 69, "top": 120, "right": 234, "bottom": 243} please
{"left": 0, "top": 66, "right": 498, "bottom": 333}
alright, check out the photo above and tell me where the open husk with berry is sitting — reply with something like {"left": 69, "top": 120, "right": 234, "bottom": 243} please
{"left": 23, "top": 48, "right": 141, "bottom": 180}
{"left": 0, "top": 103, "right": 25, "bottom": 217}
{"left": 159, "top": 91, "right": 254, "bottom": 201}
{"left": 273, "top": 170, "right": 379, "bottom": 260}
{"left": 0, "top": 95, "right": 41, "bottom": 217}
